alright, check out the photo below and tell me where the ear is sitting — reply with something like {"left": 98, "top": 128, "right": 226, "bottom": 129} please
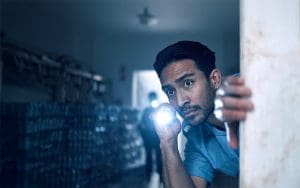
{"left": 209, "top": 69, "right": 222, "bottom": 89}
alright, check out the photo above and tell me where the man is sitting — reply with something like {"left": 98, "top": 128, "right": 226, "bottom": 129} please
{"left": 152, "top": 41, "right": 253, "bottom": 188}
{"left": 140, "top": 91, "right": 162, "bottom": 183}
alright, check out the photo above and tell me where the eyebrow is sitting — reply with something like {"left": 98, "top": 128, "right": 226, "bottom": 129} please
{"left": 175, "top": 73, "right": 195, "bottom": 84}
{"left": 161, "top": 85, "right": 171, "bottom": 93}
{"left": 161, "top": 73, "right": 195, "bottom": 92}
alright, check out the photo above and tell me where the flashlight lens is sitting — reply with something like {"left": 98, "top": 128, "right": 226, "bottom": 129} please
{"left": 153, "top": 105, "right": 175, "bottom": 126}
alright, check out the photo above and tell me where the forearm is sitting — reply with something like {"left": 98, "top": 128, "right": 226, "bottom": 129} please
{"left": 162, "top": 158, "right": 170, "bottom": 188}
{"left": 160, "top": 140, "right": 196, "bottom": 188}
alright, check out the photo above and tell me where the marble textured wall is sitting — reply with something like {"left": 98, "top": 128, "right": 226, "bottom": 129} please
{"left": 240, "top": 0, "right": 300, "bottom": 187}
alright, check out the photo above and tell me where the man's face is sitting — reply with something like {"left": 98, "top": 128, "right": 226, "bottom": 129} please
{"left": 160, "top": 59, "right": 216, "bottom": 126}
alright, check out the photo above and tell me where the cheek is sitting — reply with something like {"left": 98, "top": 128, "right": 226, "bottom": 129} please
{"left": 204, "top": 87, "right": 216, "bottom": 107}
{"left": 191, "top": 85, "right": 214, "bottom": 106}
{"left": 168, "top": 99, "right": 181, "bottom": 113}
{"left": 169, "top": 99, "right": 177, "bottom": 108}
{"left": 192, "top": 94, "right": 204, "bottom": 105}
{"left": 190, "top": 86, "right": 206, "bottom": 104}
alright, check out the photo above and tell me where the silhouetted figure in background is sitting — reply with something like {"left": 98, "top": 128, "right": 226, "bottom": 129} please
{"left": 140, "top": 92, "right": 162, "bottom": 183}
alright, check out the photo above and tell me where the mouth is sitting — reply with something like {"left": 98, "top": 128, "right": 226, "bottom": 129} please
{"left": 182, "top": 107, "right": 198, "bottom": 119}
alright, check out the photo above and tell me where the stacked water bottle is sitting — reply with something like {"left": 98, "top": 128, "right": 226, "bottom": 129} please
{"left": 0, "top": 103, "right": 143, "bottom": 188}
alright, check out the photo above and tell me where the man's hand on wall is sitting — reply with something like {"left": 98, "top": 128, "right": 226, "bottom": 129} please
{"left": 214, "top": 76, "right": 254, "bottom": 148}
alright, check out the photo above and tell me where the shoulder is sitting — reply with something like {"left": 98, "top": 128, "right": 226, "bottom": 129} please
{"left": 184, "top": 123, "right": 239, "bottom": 180}
{"left": 183, "top": 124, "right": 215, "bottom": 182}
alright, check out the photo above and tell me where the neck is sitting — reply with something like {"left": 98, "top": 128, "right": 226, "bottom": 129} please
{"left": 207, "top": 114, "right": 225, "bottom": 131}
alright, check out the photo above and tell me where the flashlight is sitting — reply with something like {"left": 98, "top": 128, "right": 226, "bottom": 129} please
{"left": 153, "top": 104, "right": 176, "bottom": 127}
{"left": 151, "top": 100, "right": 159, "bottom": 108}
{"left": 214, "top": 85, "right": 240, "bottom": 149}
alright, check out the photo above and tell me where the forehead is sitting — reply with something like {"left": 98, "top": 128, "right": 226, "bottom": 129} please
{"left": 160, "top": 59, "right": 203, "bottom": 84}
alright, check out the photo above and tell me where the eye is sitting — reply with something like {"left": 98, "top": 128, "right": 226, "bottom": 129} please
{"left": 184, "top": 79, "right": 193, "bottom": 88}
{"left": 166, "top": 88, "right": 175, "bottom": 97}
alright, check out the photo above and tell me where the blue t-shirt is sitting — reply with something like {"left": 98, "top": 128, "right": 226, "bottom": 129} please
{"left": 182, "top": 122, "right": 239, "bottom": 183}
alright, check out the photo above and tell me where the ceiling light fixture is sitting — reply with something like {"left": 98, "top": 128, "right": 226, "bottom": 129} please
{"left": 137, "top": 7, "right": 158, "bottom": 26}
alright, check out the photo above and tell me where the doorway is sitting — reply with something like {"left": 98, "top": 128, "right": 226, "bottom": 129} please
{"left": 132, "top": 70, "right": 168, "bottom": 110}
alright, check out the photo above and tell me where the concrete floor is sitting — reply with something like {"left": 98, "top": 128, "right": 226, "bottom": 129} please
{"left": 102, "top": 167, "right": 162, "bottom": 188}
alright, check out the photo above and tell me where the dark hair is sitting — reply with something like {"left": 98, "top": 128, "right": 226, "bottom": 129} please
{"left": 153, "top": 41, "right": 216, "bottom": 78}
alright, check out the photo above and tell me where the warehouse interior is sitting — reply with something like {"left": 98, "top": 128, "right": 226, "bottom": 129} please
{"left": 0, "top": 0, "right": 239, "bottom": 187}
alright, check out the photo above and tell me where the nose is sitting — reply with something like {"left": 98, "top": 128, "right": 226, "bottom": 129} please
{"left": 176, "top": 89, "right": 189, "bottom": 107}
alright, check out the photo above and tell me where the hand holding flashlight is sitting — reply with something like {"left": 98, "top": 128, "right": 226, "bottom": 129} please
{"left": 214, "top": 76, "right": 254, "bottom": 148}
{"left": 152, "top": 103, "right": 181, "bottom": 144}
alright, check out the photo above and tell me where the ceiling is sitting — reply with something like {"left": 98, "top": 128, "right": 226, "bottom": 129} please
{"left": 1, "top": 0, "right": 240, "bottom": 105}
{"left": 1, "top": 0, "right": 239, "bottom": 35}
